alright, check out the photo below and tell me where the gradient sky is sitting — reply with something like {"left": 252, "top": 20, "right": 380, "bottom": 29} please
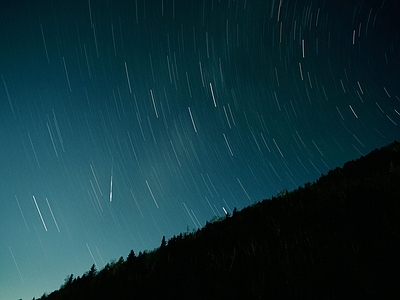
{"left": 1, "top": 0, "right": 399, "bottom": 299}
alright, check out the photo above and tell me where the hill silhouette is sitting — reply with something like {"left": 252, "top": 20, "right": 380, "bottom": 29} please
{"left": 35, "top": 141, "right": 400, "bottom": 299}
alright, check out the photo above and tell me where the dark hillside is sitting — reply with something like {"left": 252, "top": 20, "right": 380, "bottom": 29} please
{"left": 37, "top": 141, "right": 400, "bottom": 299}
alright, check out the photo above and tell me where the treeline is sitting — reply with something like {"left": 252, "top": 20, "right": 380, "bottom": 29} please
{"left": 36, "top": 141, "right": 400, "bottom": 299}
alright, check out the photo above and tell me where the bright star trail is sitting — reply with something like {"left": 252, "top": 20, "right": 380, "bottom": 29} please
{"left": 1, "top": 0, "right": 399, "bottom": 299}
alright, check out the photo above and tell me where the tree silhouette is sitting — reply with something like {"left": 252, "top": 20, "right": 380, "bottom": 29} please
{"left": 160, "top": 236, "right": 167, "bottom": 248}
{"left": 35, "top": 141, "right": 400, "bottom": 300}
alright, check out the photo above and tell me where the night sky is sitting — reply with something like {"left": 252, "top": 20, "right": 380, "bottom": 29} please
{"left": 1, "top": 0, "right": 399, "bottom": 298}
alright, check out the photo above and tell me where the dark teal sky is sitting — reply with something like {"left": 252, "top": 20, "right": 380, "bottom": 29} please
{"left": 1, "top": 0, "right": 399, "bottom": 299}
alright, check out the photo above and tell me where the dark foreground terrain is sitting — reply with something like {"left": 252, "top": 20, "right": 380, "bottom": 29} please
{"left": 37, "top": 141, "right": 400, "bottom": 299}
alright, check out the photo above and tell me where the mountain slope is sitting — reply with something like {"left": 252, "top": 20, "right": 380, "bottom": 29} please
{"left": 38, "top": 141, "right": 400, "bottom": 299}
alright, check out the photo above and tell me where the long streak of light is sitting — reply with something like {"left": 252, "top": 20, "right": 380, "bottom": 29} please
{"left": 111, "top": 23, "right": 117, "bottom": 56}
{"left": 387, "top": 115, "right": 397, "bottom": 125}
{"left": 86, "top": 243, "right": 98, "bottom": 267}
{"left": 273, "top": 138, "right": 284, "bottom": 158}
{"left": 222, "top": 207, "right": 228, "bottom": 215}
{"left": 95, "top": 246, "right": 105, "bottom": 266}
{"left": 90, "top": 164, "right": 103, "bottom": 196}
{"left": 336, "top": 106, "right": 345, "bottom": 120}
{"left": 84, "top": 44, "right": 92, "bottom": 78}
{"left": 62, "top": 56, "right": 72, "bottom": 92}
{"left": 46, "top": 122, "right": 59, "bottom": 158}
{"left": 87, "top": 189, "right": 102, "bottom": 220}
{"left": 9, "top": 246, "right": 25, "bottom": 284}
{"left": 40, "top": 24, "right": 50, "bottom": 63}
{"left": 53, "top": 109, "right": 65, "bottom": 152}
{"left": 349, "top": 105, "right": 358, "bottom": 118}
{"left": 260, "top": 133, "right": 271, "bottom": 152}
{"left": 223, "top": 199, "right": 233, "bottom": 214}
{"left": 191, "top": 209, "right": 202, "bottom": 228}
{"left": 127, "top": 131, "right": 144, "bottom": 173}
{"left": 169, "top": 140, "right": 182, "bottom": 167}
{"left": 199, "top": 61, "right": 205, "bottom": 87}
{"left": 277, "top": 0, "right": 283, "bottom": 21}
{"left": 205, "top": 197, "right": 217, "bottom": 216}
{"left": 186, "top": 72, "right": 193, "bottom": 97}
{"left": 223, "top": 106, "right": 232, "bottom": 129}
{"left": 188, "top": 107, "right": 198, "bottom": 132}
{"left": 145, "top": 180, "right": 159, "bottom": 208}
{"left": 298, "top": 62, "right": 304, "bottom": 81}
{"left": 88, "top": 0, "right": 93, "bottom": 26}
{"left": 124, "top": 62, "right": 132, "bottom": 93}
{"left": 15, "top": 195, "right": 29, "bottom": 231}
{"left": 28, "top": 133, "right": 41, "bottom": 168}
{"left": 201, "top": 173, "right": 214, "bottom": 197}
{"left": 150, "top": 89, "right": 159, "bottom": 118}
{"left": 109, "top": 170, "right": 113, "bottom": 202}
{"left": 33, "top": 195, "right": 48, "bottom": 231}
{"left": 92, "top": 23, "right": 99, "bottom": 58}
{"left": 357, "top": 81, "right": 364, "bottom": 94}
{"left": 269, "top": 162, "right": 283, "bottom": 181}
{"left": 383, "top": 86, "right": 391, "bottom": 98}
{"left": 90, "top": 180, "right": 103, "bottom": 212}
{"left": 130, "top": 189, "right": 144, "bottom": 218}
{"left": 182, "top": 202, "right": 197, "bottom": 229}
{"left": 110, "top": 165, "right": 114, "bottom": 202}
{"left": 223, "top": 133, "right": 234, "bottom": 156}
{"left": 209, "top": 82, "right": 217, "bottom": 107}
{"left": 237, "top": 178, "right": 251, "bottom": 200}
{"left": 207, "top": 173, "right": 220, "bottom": 197}
{"left": 2, "top": 75, "right": 15, "bottom": 118}
{"left": 312, "top": 140, "right": 324, "bottom": 156}
{"left": 46, "top": 198, "right": 60, "bottom": 233}
{"left": 228, "top": 103, "right": 236, "bottom": 126}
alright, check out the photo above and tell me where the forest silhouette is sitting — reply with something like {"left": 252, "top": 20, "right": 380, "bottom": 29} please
{"left": 35, "top": 141, "right": 400, "bottom": 299}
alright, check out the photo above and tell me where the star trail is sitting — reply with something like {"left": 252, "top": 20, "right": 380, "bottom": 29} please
{"left": 1, "top": 0, "right": 399, "bottom": 299}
